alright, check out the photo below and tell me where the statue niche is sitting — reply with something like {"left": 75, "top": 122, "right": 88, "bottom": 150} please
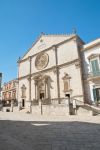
{"left": 62, "top": 73, "right": 71, "bottom": 93}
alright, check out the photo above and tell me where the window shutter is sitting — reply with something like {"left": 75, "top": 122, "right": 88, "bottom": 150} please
{"left": 91, "top": 59, "right": 99, "bottom": 76}
{"left": 93, "top": 89, "right": 97, "bottom": 101}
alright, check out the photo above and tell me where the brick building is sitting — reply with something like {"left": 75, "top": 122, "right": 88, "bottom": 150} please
{"left": 2, "top": 79, "right": 18, "bottom": 106}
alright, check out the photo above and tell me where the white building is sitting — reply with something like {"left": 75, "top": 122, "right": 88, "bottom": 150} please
{"left": 82, "top": 38, "right": 100, "bottom": 104}
{"left": 17, "top": 33, "right": 85, "bottom": 112}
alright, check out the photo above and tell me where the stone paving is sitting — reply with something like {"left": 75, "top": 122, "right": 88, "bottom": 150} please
{"left": 0, "top": 112, "right": 100, "bottom": 150}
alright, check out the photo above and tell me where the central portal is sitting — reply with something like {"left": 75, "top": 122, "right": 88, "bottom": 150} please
{"left": 34, "top": 74, "right": 50, "bottom": 103}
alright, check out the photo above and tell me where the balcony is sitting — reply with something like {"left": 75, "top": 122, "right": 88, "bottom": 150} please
{"left": 88, "top": 71, "right": 100, "bottom": 81}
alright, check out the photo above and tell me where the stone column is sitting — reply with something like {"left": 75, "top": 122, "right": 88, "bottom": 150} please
{"left": 35, "top": 82, "right": 36, "bottom": 100}
{"left": 27, "top": 76, "right": 32, "bottom": 112}
{"left": 44, "top": 81, "right": 46, "bottom": 99}
{"left": 27, "top": 56, "right": 32, "bottom": 112}
{"left": 27, "top": 76, "right": 31, "bottom": 101}
{"left": 11, "top": 101, "right": 13, "bottom": 112}
{"left": 28, "top": 56, "right": 32, "bottom": 101}
{"left": 34, "top": 80, "right": 38, "bottom": 100}
{"left": 17, "top": 57, "right": 20, "bottom": 111}
{"left": 53, "top": 46, "right": 60, "bottom": 103}
{"left": 45, "top": 77, "right": 49, "bottom": 99}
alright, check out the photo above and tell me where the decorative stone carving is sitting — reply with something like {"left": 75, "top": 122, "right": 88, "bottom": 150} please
{"left": 75, "top": 61, "right": 80, "bottom": 68}
{"left": 35, "top": 53, "right": 49, "bottom": 70}
{"left": 88, "top": 53, "right": 100, "bottom": 60}
{"left": 53, "top": 68, "right": 57, "bottom": 74}
{"left": 27, "top": 76, "right": 31, "bottom": 81}
{"left": 28, "top": 56, "right": 32, "bottom": 61}
{"left": 62, "top": 73, "right": 71, "bottom": 93}
{"left": 52, "top": 45, "right": 57, "bottom": 51}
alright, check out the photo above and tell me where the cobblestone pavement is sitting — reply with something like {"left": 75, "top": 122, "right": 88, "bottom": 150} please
{"left": 0, "top": 112, "right": 100, "bottom": 150}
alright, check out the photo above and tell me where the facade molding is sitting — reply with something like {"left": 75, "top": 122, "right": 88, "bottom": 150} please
{"left": 18, "top": 35, "right": 77, "bottom": 64}
{"left": 18, "top": 59, "right": 80, "bottom": 80}
{"left": 82, "top": 40, "right": 100, "bottom": 51}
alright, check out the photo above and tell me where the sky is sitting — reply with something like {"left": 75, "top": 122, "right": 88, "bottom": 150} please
{"left": 0, "top": 0, "right": 100, "bottom": 83}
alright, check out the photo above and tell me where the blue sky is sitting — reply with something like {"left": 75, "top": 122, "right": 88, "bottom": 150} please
{"left": 0, "top": 0, "right": 100, "bottom": 83}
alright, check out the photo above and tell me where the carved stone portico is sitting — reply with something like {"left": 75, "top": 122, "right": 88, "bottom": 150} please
{"left": 33, "top": 74, "right": 51, "bottom": 104}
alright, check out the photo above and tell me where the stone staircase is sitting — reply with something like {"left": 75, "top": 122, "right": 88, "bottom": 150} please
{"left": 83, "top": 104, "right": 100, "bottom": 116}
{"left": 74, "top": 99, "right": 100, "bottom": 116}
{"left": 2, "top": 100, "right": 100, "bottom": 116}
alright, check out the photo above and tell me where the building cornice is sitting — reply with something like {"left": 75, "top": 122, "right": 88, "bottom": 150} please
{"left": 88, "top": 53, "right": 100, "bottom": 60}
{"left": 18, "top": 59, "right": 80, "bottom": 80}
{"left": 82, "top": 39, "right": 100, "bottom": 51}
{"left": 20, "top": 33, "right": 79, "bottom": 61}
{"left": 2, "top": 87, "right": 16, "bottom": 92}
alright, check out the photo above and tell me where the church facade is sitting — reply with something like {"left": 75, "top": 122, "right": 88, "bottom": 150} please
{"left": 17, "top": 33, "right": 85, "bottom": 110}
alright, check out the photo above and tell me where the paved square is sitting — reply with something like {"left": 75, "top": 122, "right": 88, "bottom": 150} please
{"left": 0, "top": 112, "right": 100, "bottom": 150}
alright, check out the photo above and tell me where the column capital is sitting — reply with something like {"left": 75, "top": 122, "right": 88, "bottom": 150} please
{"left": 27, "top": 76, "right": 31, "bottom": 81}
{"left": 75, "top": 61, "right": 80, "bottom": 69}
{"left": 28, "top": 56, "right": 32, "bottom": 62}
{"left": 52, "top": 45, "right": 57, "bottom": 51}
{"left": 34, "top": 80, "right": 38, "bottom": 85}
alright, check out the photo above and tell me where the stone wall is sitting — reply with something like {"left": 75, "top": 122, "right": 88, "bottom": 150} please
{"left": 31, "top": 103, "right": 69, "bottom": 116}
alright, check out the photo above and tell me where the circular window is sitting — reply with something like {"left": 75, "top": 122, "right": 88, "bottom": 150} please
{"left": 35, "top": 53, "right": 49, "bottom": 70}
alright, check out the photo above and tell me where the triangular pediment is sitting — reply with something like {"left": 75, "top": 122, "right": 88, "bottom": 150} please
{"left": 21, "top": 33, "right": 75, "bottom": 60}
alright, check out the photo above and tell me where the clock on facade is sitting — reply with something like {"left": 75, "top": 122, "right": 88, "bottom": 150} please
{"left": 35, "top": 53, "right": 49, "bottom": 70}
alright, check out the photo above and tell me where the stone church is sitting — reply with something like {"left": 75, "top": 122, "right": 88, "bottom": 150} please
{"left": 17, "top": 33, "right": 85, "bottom": 112}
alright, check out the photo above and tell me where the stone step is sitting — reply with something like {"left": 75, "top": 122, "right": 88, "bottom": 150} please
{"left": 77, "top": 106, "right": 92, "bottom": 116}
{"left": 78, "top": 104, "right": 100, "bottom": 116}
